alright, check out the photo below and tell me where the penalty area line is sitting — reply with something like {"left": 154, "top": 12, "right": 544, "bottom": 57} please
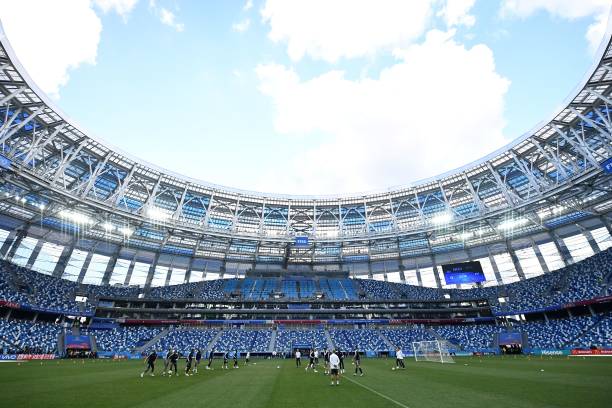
{"left": 344, "top": 376, "right": 410, "bottom": 408}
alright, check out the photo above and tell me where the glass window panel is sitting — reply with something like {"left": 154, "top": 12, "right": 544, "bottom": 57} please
{"left": 151, "top": 266, "right": 168, "bottom": 287}
{"left": 563, "top": 234, "right": 594, "bottom": 263}
{"left": 31, "top": 242, "right": 63, "bottom": 275}
{"left": 169, "top": 268, "right": 186, "bottom": 285}
{"left": 494, "top": 253, "right": 519, "bottom": 284}
{"left": 109, "top": 259, "right": 131, "bottom": 286}
{"left": 12, "top": 237, "right": 37, "bottom": 267}
{"left": 189, "top": 270, "right": 204, "bottom": 282}
{"left": 388, "top": 271, "right": 402, "bottom": 282}
{"left": 538, "top": 242, "right": 564, "bottom": 271}
{"left": 82, "top": 254, "right": 109, "bottom": 285}
{"left": 420, "top": 267, "right": 437, "bottom": 288}
{"left": 373, "top": 273, "right": 385, "bottom": 281}
{"left": 475, "top": 257, "right": 497, "bottom": 286}
{"left": 129, "top": 262, "right": 150, "bottom": 286}
{"left": 515, "top": 247, "right": 544, "bottom": 279}
{"left": 405, "top": 269, "right": 418, "bottom": 286}
{"left": 62, "top": 249, "right": 87, "bottom": 282}
{"left": 591, "top": 227, "right": 612, "bottom": 251}
{"left": 204, "top": 272, "right": 219, "bottom": 281}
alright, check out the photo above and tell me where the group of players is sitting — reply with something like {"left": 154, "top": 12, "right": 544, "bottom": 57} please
{"left": 296, "top": 348, "right": 364, "bottom": 385}
{"left": 141, "top": 348, "right": 251, "bottom": 378}
{"left": 141, "top": 346, "right": 404, "bottom": 386}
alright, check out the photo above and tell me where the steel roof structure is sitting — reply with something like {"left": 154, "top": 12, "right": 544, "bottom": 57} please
{"left": 0, "top": 20, "right": 610, "bottom": 288}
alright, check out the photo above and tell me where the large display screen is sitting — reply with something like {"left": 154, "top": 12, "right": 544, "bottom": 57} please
{"left": 295, "top": 236, "right": 309, "bottom": 247}
{"left": 498, "top": 332, "right": 523, "bottom": 345}
{"left": 442, "top": 261, "right": 486, "bottom": 284}
{"left": 65, "top": 335, "right": 91, "bottom": 350}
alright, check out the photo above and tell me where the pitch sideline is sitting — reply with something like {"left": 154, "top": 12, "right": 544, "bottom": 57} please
{"left": 344, "top": 375, "right": 411, "bottom": 408}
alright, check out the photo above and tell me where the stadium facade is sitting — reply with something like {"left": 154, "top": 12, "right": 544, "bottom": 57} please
{"left": 0, "top": 21, "right": 610, "bottom": 291}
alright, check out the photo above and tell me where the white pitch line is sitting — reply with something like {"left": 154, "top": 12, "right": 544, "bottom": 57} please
{"left": 344, "top": 376, "right": 411, "bottom": 408}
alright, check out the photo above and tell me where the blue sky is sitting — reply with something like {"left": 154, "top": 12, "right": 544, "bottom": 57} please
{"left": 0, "top": 0, "right": 610, "bottom": 195}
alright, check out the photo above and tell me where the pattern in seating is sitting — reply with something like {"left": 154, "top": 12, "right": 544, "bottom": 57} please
{"left": 433, "top": 324, "right": 500, "bottom": 349}
{"left": 274, "top": 329, "right": 327, "bottom": 351}
{"left": 329, "top": 328, "right": 386, "bottom": 351}
{"left": 150, "top": 328, "right": 219, "bottom": 355}
{"left": 381, "top": 327, "right": 437, "bottom": 349}
{"left": 214, "top": 329, "right": 272, "bottom": 352}
{"left": 0, "top": 319, "right": 61, "bottom": 354}
{"left": 85, "top": 326, "right": 162, "bottom": 352}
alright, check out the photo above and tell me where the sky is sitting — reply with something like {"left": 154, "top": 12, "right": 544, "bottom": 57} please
{"left": 0, "top": 0, "right": 610, "bottom": 196}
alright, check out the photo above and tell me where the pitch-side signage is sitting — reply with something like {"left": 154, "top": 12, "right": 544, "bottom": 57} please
{"left": 0, "top": 354, "right": 56, "bottom": 360}
{"left": 570, "top": 349, "right": 612, "bottom": 356}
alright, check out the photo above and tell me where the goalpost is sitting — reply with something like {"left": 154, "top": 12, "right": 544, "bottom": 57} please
{"left": 412, "top": 340, "right": 455, "bottom": 364}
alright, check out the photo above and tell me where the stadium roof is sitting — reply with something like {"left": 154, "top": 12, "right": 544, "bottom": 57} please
{"left": 0, "top": 18, "right": 610, "bottom": 271}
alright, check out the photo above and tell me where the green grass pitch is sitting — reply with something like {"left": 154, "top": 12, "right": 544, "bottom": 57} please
{"left": 0, "top": 356, "right": 610, "bottom": 408}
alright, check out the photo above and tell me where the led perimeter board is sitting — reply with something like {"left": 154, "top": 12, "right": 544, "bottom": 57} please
{"left": 442, "top": 261, "right": 486, "bottom": 284}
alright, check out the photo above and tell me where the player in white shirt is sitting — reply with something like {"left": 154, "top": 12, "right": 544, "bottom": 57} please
{"left": 329, "top": 351, "right": 341, "bottom": 386}
{"left": 295, "top": 350, "right": 301, "bottom": 367}
{"left": 395, "top": 348, "right": 406, "bottom": 369}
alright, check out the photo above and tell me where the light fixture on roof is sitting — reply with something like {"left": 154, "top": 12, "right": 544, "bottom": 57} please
{"left": 59, "top": 210, "right": 93, "bottom": 225}
{"left": 146, "top": 206, "right": 172, "bottom": 221}
{"left": 38, "top": 203, "right": 45, "bottom": 210}
{"left": 458, "top": 232, "right": 473, "bottom": 241}
{"left": 498, "top": 218, "right": 528, "bottom": 231}
{"left": 102, "top": 222, "right": 115, "bottom": 232}
{"left": 432, "top": 212, "right": 453, "bottom": 225}
{"left": 537, "top": 205, "right": 566, "bottom": 219}
{"left": 118, "top": 226, "right": 134, "bottom": 237}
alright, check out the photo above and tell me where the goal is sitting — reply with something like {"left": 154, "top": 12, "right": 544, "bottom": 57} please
{"left": 412, "top": 340, "right": 455, "bottom": 363}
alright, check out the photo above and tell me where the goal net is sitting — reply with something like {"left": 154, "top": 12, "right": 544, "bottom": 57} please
{"left": 412, "top": 340, "right": 455, "bottom": 363}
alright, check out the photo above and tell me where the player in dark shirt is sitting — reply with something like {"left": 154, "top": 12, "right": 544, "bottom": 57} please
{"left": 339, "top": 350, "right": 345, "bottom": 374}
{"left": 185, "top": 349, "right": 195, "bottom": 376}
{"left": 305, "top": 349, "right": 317, "bottom": 372}
{"left": 206, "top": 349, "right": 214, "bottom": 370}
{"left": 223, "top": 351, "right": 229, "bottom": 369}
{"left": 140, "top": 351, "right": 157, "bottom": 377}
{"left": 169, "top": 350, "right": 179, "bottom": 376}
{"left": 233, "top": 350, "right": 239, "bottom": 368}
{"left": 353, "top": 349, "right": 364, "bottom": 376}
{"left": 324, "top": 349, "right": 330, "bottom": 375}
{"left": 194, "top": 349, "right": 202, "bottom": 373}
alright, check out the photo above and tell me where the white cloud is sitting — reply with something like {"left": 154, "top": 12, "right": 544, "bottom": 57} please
{"left": 256, "top": 30, "right": 510, "bottom": 195}
{"left": 586, "top": 12, "right": 608, "bottom": 53}
{"left": 0, "top": 0, "right": 102, "bottom": 98}
{"left": 232, "top": 18, "right": 251, "bottom": 33}
{"left": 500, "top": 0, "right": 612, "bottom": 53}
{"left": 148, "top": 0, "right": 184, "bottom": 32}
{"left": 261, "top": 0, "right": 437, "bottom": 62}
{"left": 243, "top": 0, "right": 253, "bottom": 12}
{"left": 438, "top": 0, "right": 476, "bottom": 27}
{"left": 159, "top": 7, "right": 184, "bottom": 32}
{"left": 94, "top": 0, "right": 139, "bottom": 20}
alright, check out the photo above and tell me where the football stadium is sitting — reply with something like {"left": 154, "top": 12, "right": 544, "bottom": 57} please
{"left": 0, "top": 2, "right": 611, "bottom": 407}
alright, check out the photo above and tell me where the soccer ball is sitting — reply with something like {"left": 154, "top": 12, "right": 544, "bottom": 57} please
{"left": 392, "top": 367, "right": 396, "bottom": 371}
{"left": 277, "top": 366, "right": 280, "bottom": 369}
